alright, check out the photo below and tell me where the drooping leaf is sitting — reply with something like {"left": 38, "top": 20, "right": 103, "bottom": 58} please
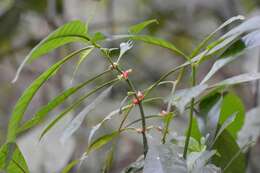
{"left": 0, "top": 143, "right": 29, "bottom": 173}
{"left": 13, "top": 20, "right": 89, "bottom": 82}
{"left": 18, "top": 69, "right": 109, "bottom": 133}
{"left": 39, "top": 79, "right": 118, "bottom": 140}
{"left": 212, "top": 73, "right": 260, "bottom": 87}
{"left": 212, "top": 130, "right": 245, "bottom": 173}
{"left": 129, "top": 19, "right": 158, "bottom": 34}
{"left": 168, "top": 84, "right": 208, "bottom": 114}
{"left": 7, "top": 47, "right": 90, "bottom": 142}
{"left": 60, "top": 86, "right": 112, "bottom": 144}
{"left": 86, "top": 131, "right": 119, "bottom": 155}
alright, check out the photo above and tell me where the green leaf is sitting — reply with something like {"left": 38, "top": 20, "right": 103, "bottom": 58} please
{"left": 199, "top": 91, "right": 245, "bottom": 140}
{"left": 13, "top": 20, "right": 90, "bottom": 82}
{"left": 129, "top": 19, "right": 158, "bottom": 34}
{"left": 18, "top": 69, "right": 109, "bottom": 133}
{"left": 7, "top": 47, "right": 90, "bottom": 142}
{"left": 212, "top": 130, "right": 245, "bottom": 173}
{"left": 218, "top": 92, "right": 245, "bottom": 139}
{"left": 0, "top": 143, "right": 29, "bottom": 173}
{"left": 39, "top": 79, "right": 118, "bottom": 140}
{"left": 61, "top": 159, "right": 79, "bottom": 173}
{"left": 86, "top": 131, "right": 119, "bottom": 155}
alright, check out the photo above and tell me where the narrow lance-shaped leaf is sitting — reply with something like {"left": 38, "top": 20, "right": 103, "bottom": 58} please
{"left": 60, "top": 86, "right": 112, "bottom": 144}
{"left": 192, "top": 33, "right": 241, "bottom": 65}
{"left": 18, "top": 69, "right": 109, "bottom": 133}
{"left": 13, "top": 20, "right": 89, "bottom": 82}
{"left": 211, "top": 72, "right": 260, "bottom": 87}
{"left": 7, "top": 47, "right": 91, "bottom": 142}
{"left": 191, "top": 15, "right": 244, "bottom": 57}
{"left": 39, "top": 79, "right": 118, "bottom": 140}
{"left": 222, "top": 16, "right": 260, "bottom": 39}
{"left": 111, "top": 34, "right": 188, "bottom": 60}
{"left": 129, "top": 19, "right": 158, "bottom": 34}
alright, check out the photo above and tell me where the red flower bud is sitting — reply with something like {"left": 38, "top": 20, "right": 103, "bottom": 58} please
{"left": 132, "top": 98, "right": 139, "bottom": 105}
{"left": 119, "top": 69, "right": 132, "bottom": 80}
{"left": 132, "top": 91, "right": 144, "bottom": 105}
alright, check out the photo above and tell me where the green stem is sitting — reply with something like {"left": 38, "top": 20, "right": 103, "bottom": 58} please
{"left": 98, "top": 48, "right": 149, "bottom": 157}
{"left": 183, "top": 64, "right": 196, "bottom": 159}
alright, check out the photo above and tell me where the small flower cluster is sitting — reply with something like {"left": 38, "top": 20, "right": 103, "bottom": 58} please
{"left": 132, "top": 91, "right": 144, "bottom": 105}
